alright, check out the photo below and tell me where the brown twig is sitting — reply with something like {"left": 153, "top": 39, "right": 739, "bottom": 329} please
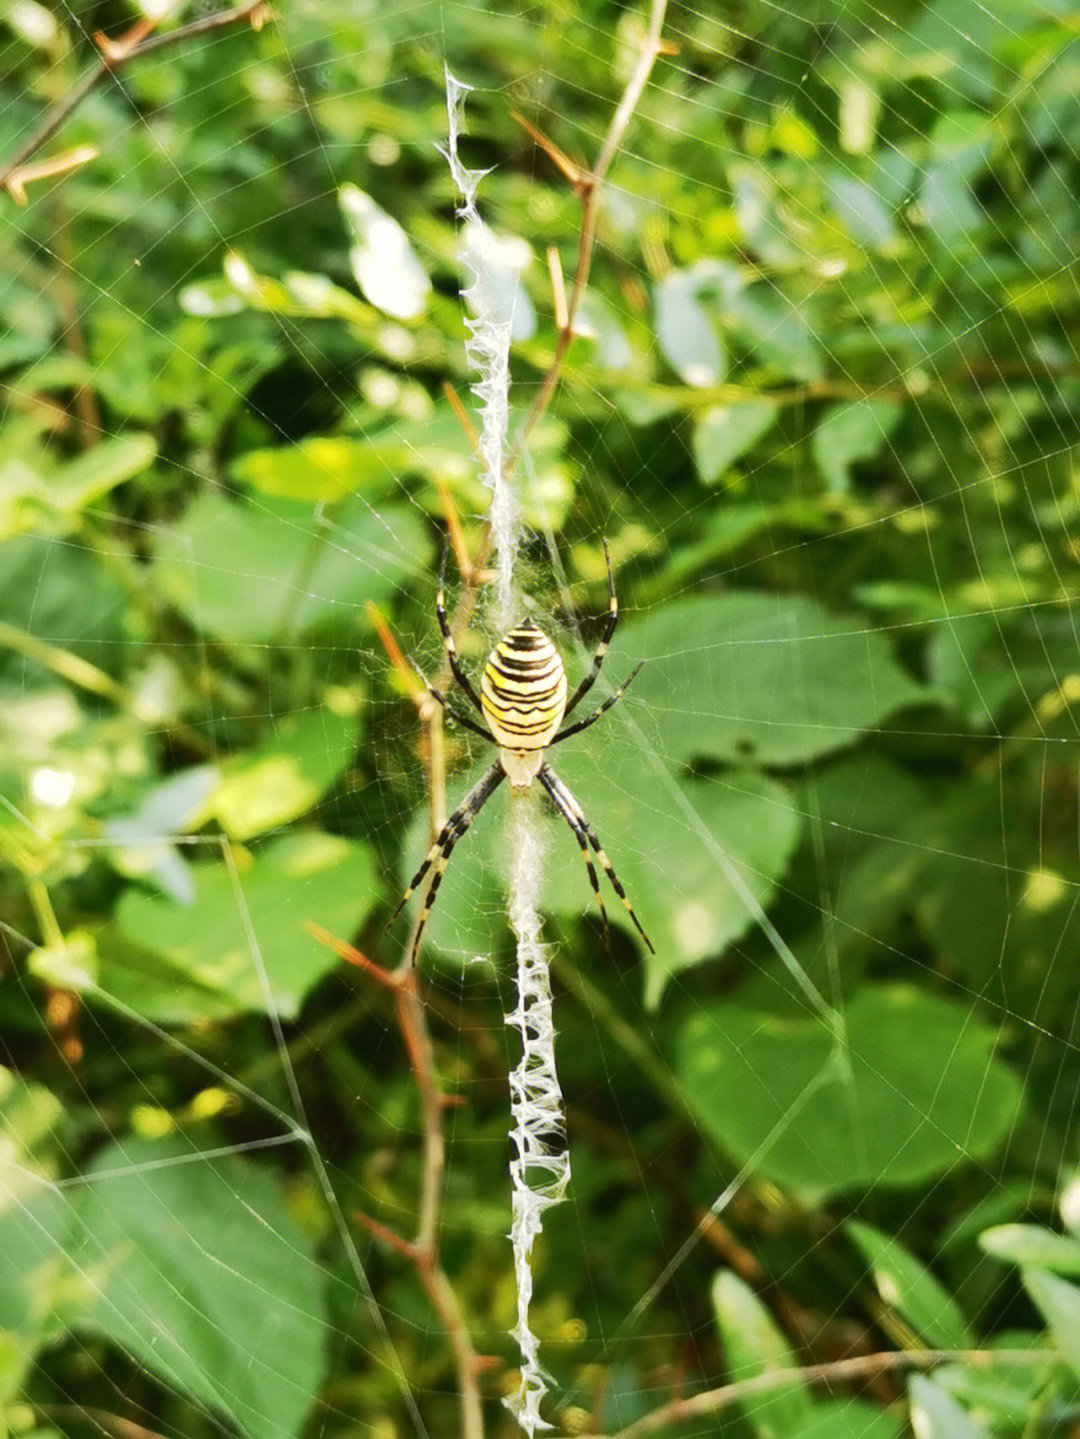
{"left": 37, "top": 1407, "right": 170, "bottom": 1439}
{"left": 0, "top": 1, "right": 271, "bottom": 201}
{"left": 307, "top": 925, "right": 488, "bottom": 1439}
{"left": 582, "top": 1348, "right": 1054, "bottom": 1439}
{"left": 509, "top": 0, "right": 670, "bottom": 470}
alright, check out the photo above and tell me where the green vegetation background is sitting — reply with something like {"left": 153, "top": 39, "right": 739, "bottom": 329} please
{"left": 2, "top": 1, "right": 1080, "bottom": 1435}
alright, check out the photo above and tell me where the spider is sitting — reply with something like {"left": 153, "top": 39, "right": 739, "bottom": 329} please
{"left": 388, "top": 543, "right": 654, "bottom": 965}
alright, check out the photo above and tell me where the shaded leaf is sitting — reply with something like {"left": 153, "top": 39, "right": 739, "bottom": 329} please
{"left": 788, "top": 1399, "right": 901, "bottom": 1439}
{"left": 712, "top": 1271, "right": 809, "bottom": 1438}
{"left": 68, "top": 1136, "right": 327, "bottom": 1439}
{"left": 622, "top": 593, "right": 930, "bottom": 767}
{"left": 847, "top": 1220, "right": 974, "bottom": 1348}
{"left": 673, "top": 985, "right": 1023, "bottom": 1198}
{"left": 811, "top": 399, "right": 901, "bottom": 493}
{"left": 693, "top": 401, "right": 777, "bottom": 485}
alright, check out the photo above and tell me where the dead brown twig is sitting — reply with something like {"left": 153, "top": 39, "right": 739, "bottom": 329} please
{"left": 582, "top": 1347, "right": 1055, "bottom": 1439}
{"left": 307, "top": 923, "right": 489, "bottom": 1439}
{"left": 508, "top": 0, "right": 672, "bottom": 472}
{"left": 0, "top": 1, "right": 272, "bottom": 203}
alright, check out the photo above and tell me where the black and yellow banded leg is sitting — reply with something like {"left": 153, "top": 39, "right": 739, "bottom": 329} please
{"left": 563, "top": 538, "right": 619, "bottom": 719}
{"left": 538, "top": 766, "right": 610, "bottom": 938}
{"left": 540, "top": 763, "right": 655, "bottom": 954}
{"left": 552, "top": 661, "right": 644, "bottom": 745}
{"left": 418, "top": 670, "right": 491, "bottom": 740}
{"left": 386, "top": 762, "right": 505, "bottom": 962}
{"left": 436, "top": 569, "right": 484, "bottom": 715}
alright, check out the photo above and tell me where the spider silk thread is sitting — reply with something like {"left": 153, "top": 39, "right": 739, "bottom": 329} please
{"left": 443, "top": 70, "right": 570, "bottom": 1435}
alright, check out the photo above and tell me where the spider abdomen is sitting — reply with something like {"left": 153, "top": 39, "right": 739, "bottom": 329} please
{"left": 481, "top": 620, "right": 568, "bottom": 777}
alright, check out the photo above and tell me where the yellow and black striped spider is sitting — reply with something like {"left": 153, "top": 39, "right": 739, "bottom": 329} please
{"left": 389, "top": 545, "right": 654, "bottom": 965}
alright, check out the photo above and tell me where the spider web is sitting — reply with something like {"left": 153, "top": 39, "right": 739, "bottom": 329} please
{"left": 1, "top": 1, "right": 1079, "bottom": 1437}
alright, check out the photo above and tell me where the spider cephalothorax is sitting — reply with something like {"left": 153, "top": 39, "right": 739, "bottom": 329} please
{"left": 388, "top": 545, "right": 653, "bottom": 964}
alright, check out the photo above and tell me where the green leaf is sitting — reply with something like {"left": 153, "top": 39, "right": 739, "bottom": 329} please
{"left": 654, "top": 269, "right": 727, "bottom": 386}
{"left": 150, "top": 490, "right": 431, "bottom": 645}
{"left": 68, "top": 1136, "right": 327, "bottom": 1439}
{"left": 692, "top": 401, "right": 777, "bottom": 485}
{"left": 912, "top": 774, "right": 1080, "bottom": 1021}
{"left": 101, "top": 831, "right": 377, "bottom": 1022}
{"left": 401, "top": 748, "right": 801, "bottom": 1008}
{"left": 0, "top": 1069, "right": 69, "bottom": 1381}
{"left": 0, "top": 435, "right": 156, "bottom": 540}
{"left": 232, "top": 434, "right": 411, "bottom": 503}
{"left": 51, "top": 434, "right": 157, "bottom": 513}
{"left": 788, "top": 1399, "right": 901, "bottom": 1439}
{"left": 728, "top": 283, "right": 824, "bottom": 382}
{"left": 811, "top": 400, "right": 901, "bottom": 493}
{"left": 980, "top": 1224, "right": 1080, "bottom": 1276}
{"left": 1022, "top": 1267, "right": 1080, "bottom": 1376}
{"left": 339, "top": 184, "right": 431, "bottom": 320}
{"left": 547, "top": 750, "right": 801, "bottom": 1007}
{"left": 908, "top": 1375, "right": 991, "bottom": 1439}
{"left": 673, "top": 985, "right": 1023, "bottom": 1198}
{"left": 846, "top": 1220, "right": 974, "bottom": 1348}
{"left": 712, "top": 1272, "right": 809, "bottom": 1438}
{"left": 622, "top": 593, "right": 930, "bottom": 767}
{"left": 931, "top": 1340, "right": 1051, "bottom": 1429}
{"left": 198, "top": 708, "right": 356, "bottom": 840}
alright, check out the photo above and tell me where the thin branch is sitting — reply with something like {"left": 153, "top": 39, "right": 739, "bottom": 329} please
{"left": 585, "top": 1348, "right": 1055, "bottom": 1439}
{"left": 308, "top": 924, "right": 487, "bottom": 1439}
{"left": 0, "top": 1, "right": 271, "bottom": 199}
{"left": 509, "top": 0, "right": 671, "bottom": 468}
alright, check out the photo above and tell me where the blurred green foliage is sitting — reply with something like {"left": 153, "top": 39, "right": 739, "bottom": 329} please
{"left": 2, "top": 0, "right": 1080, "bottom": 1435}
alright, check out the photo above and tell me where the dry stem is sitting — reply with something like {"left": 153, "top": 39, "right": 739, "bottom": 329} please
{"left": 582, "top": 1348, "right": 1054, "bottom": 1438}
{"left": 0, "top": 1, "right": 271, "bottom": 201}
{"left": 308, "top": 924, "right": 488, "bottom": 1439}
{"left": 509, "top": 0, "right": 671, "bottom": 470}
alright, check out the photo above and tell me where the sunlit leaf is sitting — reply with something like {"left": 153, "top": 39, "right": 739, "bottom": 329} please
{"left": 197, "top": 708, "right": 356, "bottom": 841}
{"left": 339, "top": 184, "right": 431, "bottom": 321}
{"left": 980, "top": 1224, "right": 1080, "bottom": 1276}
{"left": 150, "top": 490, "right": 431, "bottom": 644}
{"left": 100, "top": 831, "right": 377, "bottom": 1022}
{"left": 654, "top": 268, "right": 727, "bottom": 386}
{"left": 908, "top": 1375, "right": 990, "bottom": 1439}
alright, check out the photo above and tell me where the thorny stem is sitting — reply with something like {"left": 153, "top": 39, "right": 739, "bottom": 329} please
{"left": 509, "top": 0, "right": 671, "bottom": 472}
{"left": 0, "top": 1, "right": 271, "bottom": 200}
{"left": 584, "top": 1348, "right": 1056, "bottom": 1439}
{"left": 308, "top": 925, "right": 487, "bottom": 1439}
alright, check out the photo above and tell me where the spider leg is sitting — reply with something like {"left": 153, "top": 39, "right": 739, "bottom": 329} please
{"left": 540, "top": 763, "right": 654, "bottom": 954}
{"left": 551, "top": 661, "right": 644, "bottom": 744}
{"left": 563, "top": 538, "right": 619, "bottom": 718}
{"left": 386, "top": 762, "right": 505, "bottom": 964}
{"left": 538, "top": 765, "right": 610, "bottom": 942}
{"left": 409, "top": 659, "right": 491, "bottom": 740}
{"left": 436, "top": 556, "right": 484, "bottom": 715}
